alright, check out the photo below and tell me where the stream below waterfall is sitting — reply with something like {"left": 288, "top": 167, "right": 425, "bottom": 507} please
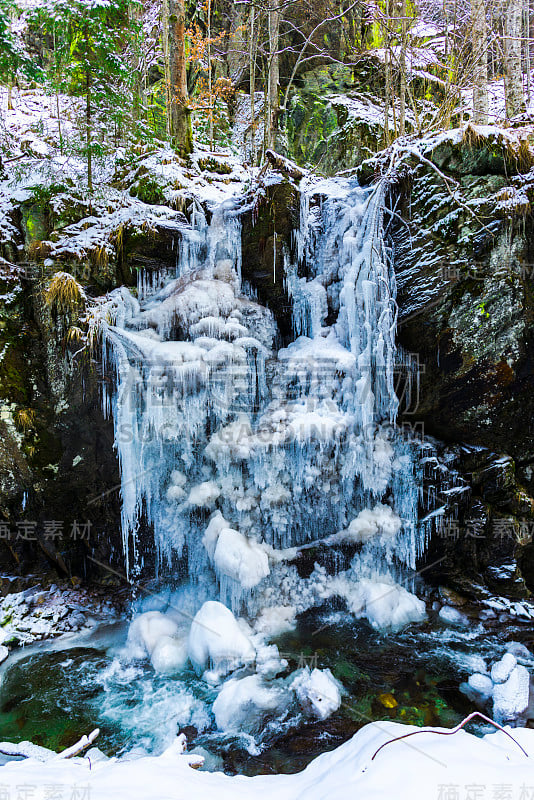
{"left": 1, "top": 610, "right": 532, "bottom": 775}
{"left": 0, "top": 174, "right": 530, "bottom": 774}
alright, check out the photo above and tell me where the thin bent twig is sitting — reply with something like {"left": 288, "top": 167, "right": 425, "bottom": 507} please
{"left": 371, "top": 711, "right": 530, "bottom": 762}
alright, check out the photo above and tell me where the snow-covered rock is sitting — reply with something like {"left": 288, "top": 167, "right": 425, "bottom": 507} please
{"left": 187, "top": 601, "right": 255, "bottom": 676}
{"left": 292, "top": 667, "right": 342, "bottom": 720}
{"left": 505, "top": 641, "right": 532, "bottom": 660}
{"left": 438, "top": 605, "right": 469, "bottom": 627}
{"left": 462, "top": 673, "right": 494, "bottom": 703}
{"left": 493, "top": 665, "right": 530, "bottom": 724}
{"left": 491, "top": 653, "right": 517, "bottom": 684}
{"left": 213, "top": 674, "right": 289, "bottom": 734}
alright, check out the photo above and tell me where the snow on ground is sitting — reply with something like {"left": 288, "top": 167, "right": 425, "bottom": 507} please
{"left": 0, "top": 87, "right": 256, "bottom": 265}
{"left": 0, "top": 720, "right": 533, "bottom": 800}
{"left": 0, "top": 582, "right": 120, "bottom": 648}
{"left": 326, "top": 92, "right": 417, "bottom": 131}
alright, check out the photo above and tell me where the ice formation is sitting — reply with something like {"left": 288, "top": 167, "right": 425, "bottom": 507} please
{"left": 97, "top": 176, "right": 441, "bottom": 742}
{"left": 291, "top": 667, "right": 342, "bottom": 720}
{"left": 187, "top": 601, "right": 255, "bottom": 677}
{"left": 461, "top": 648, "right": 534, "bottom": 725}
{"left": 213, "top": 674, "right": 290, "bottom": 734}
{"left": 100, "top": 177, "right": 426, "bottom": 622}
{"left": 126, "top": 610, "right": 188, "bottom": 674}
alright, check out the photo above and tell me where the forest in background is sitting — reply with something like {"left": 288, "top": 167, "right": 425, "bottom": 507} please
{"left": 0, "top": 0, "right": 532, "bottom": 188}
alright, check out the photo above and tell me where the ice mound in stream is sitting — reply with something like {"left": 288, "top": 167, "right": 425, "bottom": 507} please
{"left": 213, "top": 674, "right": 291, "bottom": 735}
{"left": 212, "top": 666, "right": 342, "bottom": 736}
{"left": 291, "top": 667, "right": 342, "bottom": 720}
{"left": 461, "top": 648, "right": 534, "bottom": 725}
{"left": 187, "top": 601, "right": 255, "bottom": 677}
{"left": 328, "top": 576, "right": 427, "bottom": 630}
{"left": 126, "top": 611, "right": 188, "bottom": 674}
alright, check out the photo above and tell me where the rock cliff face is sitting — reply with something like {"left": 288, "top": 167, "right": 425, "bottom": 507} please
{"left": 0, "top": 255, "right": 123, "bottom": 582}
{"left": 369, "top": 129, "right": 534, "bottom": 597}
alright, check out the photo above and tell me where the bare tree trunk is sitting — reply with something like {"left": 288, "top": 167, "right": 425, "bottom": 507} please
{"left": 249, "top": 2, "right": 257, "bottom": 165}
{"left": 86, "top": 66, "right": 93, "bottom": 192}
{"left": 472, "top": 0, "right": 489, "bottom": 123}
{"left": 53, "top": 25, "right": 63, "bottom": 153}
{"left": 163, "top": 0, "right": 193, "bottom": 156}
{"left": 383, "top": 0, "right": 391, "bottom": 144}
{"left": 207, "top": 0, "right": 213, "bottom": 151}
{"left": 525, "top": 0, "right": 531, "bottom": 105}
{"left": 267, "top": 0, "right": 281, "bottom": 150}
{"left": 399, "top": 0, "right": 407, "bottom": 135}
{"left": 504, "top": 0, "right": 526, "bottom": 118}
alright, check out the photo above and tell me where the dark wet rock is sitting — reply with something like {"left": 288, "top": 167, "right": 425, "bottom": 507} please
{"left": 385, "top": 134, "right": 534, "bottom": 471}
{"left": 241, "top": 178, "right": 299, "bottom": 342}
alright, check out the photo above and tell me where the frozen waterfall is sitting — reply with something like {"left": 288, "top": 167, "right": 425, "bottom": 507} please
{"left": 98, "top": 177, "right": 427, "bottom": 623}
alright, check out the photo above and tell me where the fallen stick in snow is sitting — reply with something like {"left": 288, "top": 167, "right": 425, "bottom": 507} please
{"left": 54, "top": 728, "right": 100, "bottom": 760}
{"left": 371, "top": 711, "right": 529, "bottom": 761}
{"left": 0, "top": 729, "right": 100, "bottom": 762}
{"left": 0, "top": 742, "right": 55, "bottom": 762}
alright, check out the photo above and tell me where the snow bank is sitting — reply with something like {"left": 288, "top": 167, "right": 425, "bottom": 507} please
{"left": 1, "top": 721, "right": 534, "bottom": 800}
